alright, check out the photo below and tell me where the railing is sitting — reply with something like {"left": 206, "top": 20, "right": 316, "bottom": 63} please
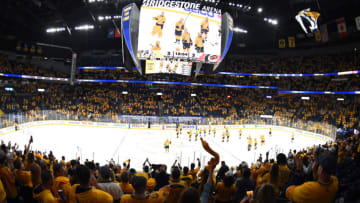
{"left": 0, "top": 110, "right": 337, "bottom": 140}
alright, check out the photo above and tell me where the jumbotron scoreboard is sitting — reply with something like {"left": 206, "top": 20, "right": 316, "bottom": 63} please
{"left": 121, "top": 0, "right": 233, "bottom": 76}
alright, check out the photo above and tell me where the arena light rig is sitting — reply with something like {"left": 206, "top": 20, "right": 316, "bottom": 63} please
{"left": 74, "top": 24, "right": 94, "bottom": 31}
{"left": 46, "top": 27, "right": 66, "bottom": 33}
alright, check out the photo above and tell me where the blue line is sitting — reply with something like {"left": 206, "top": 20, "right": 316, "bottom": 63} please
{"left": 205, "top": 135, "right": 242, "bottom": 162}
{"left": 78, "top": 66, "right": 126, "bottom": 70}
{"left": 278, "top": 90, "right": 360, "bottom": 95}
{"left": 76, "top": 79, "right": 278, "bottom": 89}
{"left": 197, "top": 70, "right": 360, "bottom": 77}
{"left": 112, "top": 134, "right": 126, "bottom": 158}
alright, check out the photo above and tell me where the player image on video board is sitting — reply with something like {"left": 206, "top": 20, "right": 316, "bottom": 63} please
{"left": 137, "top": 4, "right": 222, "bottom": 63}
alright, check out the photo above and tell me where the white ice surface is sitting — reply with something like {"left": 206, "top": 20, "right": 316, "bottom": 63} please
{"left": 0, "top": 126, "right": 325, "bottom": 170}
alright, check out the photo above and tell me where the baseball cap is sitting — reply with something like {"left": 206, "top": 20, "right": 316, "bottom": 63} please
{"left": 316, "top": 153, "right": 337, "bottom": 175}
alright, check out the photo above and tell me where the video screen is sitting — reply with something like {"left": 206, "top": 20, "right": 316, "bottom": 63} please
{"left": 137, "top": 5, "right": 222, "bottom": 63}
{"left": 145, "top": 60, "right": 192, "bottom": 76}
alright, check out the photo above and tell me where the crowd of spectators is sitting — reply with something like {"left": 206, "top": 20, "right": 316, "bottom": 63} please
{"left": 0, "top": 51, "right": 360, "bottom": 202}
{"left": 0, "top": 55, "right": 68, "bottom": 78}
{"left": 0, "top": 127, "right": 359, "bottom": 202}
{"left": 226, "top": 53, "right": 360, "bottom": 74}
{"left": 0, "top": 82, "right": 358, "bottom": 134}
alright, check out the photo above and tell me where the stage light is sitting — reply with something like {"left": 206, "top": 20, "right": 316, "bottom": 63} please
{"left": 37, "top": 88, "right": 45, "bottom": 92}
{"left": 46, "top": 27, "right": 66, "bottom": 33}
{"left": 266, "top": 95, "right": 272, "bottom": 99}
{"left": 156, "top": 92, "right": 163, "bottom": 96}
{"left": 5, "top": 87, "right": 13, "bottom": 92}
{"left": 248, "top": 6, "right": 251, "bottom": 10}
{"left": 122, "top": 91, "right": 128, "bottom": 95}
{"left": 337, "top": 98, "right": 344, "bottom": 101}
{"left": 264, "top": 18, "right": 268, "bottom": 21}
{"left": 98, "top": 16, "right": 104, "bottom": 21}
{"left": 301, "top": 96, "right": 310, "bottom": 100}
{"left": 227, "top": 95, "right": 231, "bottom": 98}
{"left": 258, "top": 8, "right": 263, "bottom": 13}
{"left": 234, "top": 27, "right": 248, "bottom": 33}
{"left": 75, "top": 24, "right": 94, "bottom": 31}
{"left": 273, "top": 20, "right": 278, "bottom": 25}
{"left": 260, "top": 115, "right": 273, "bottom": 118}
{"left": 191, "top": 93, "right": 197, "bottom": 97}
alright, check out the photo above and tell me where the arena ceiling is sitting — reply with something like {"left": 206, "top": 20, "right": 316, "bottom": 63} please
{"left": 0, "top": 0, "right": 359, "bottom": 56}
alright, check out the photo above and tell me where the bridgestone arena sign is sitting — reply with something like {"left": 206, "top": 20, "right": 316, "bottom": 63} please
{"left": 142, "top": 0, "right": 222, "bottom": 14}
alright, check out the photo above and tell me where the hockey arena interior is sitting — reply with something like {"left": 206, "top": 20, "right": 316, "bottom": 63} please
{"left": 0, "top": 0, "right": 360, "bottom": 202}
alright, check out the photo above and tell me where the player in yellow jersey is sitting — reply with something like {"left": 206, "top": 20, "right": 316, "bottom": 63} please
{"left": 213, "top": 128, "right": 216, "bottom": 137}
{"left": 176, "top": 128, "right": 180, "bottom": 138}
{"left": 195, "top": 32, "right": 204, "bottom": 53}
{"left": 291, "top": 133, "right": 295, "bottom": 143}
{"left": 172, "top": 63, "right": 178, "bottom": 73}
{"left": 239, "top": 129, "right": 242, "bottom": 139}
{"left": 166, "top": 63, "right": 171, "bottom": 72}
{"left": 159, "top": 61, "right": 164, "bottom": 73}
{"left": 151, "top": 41, "right": 163, "bottom": 58}
{"left": 269, "top": 128, "right": 272, "bottom": 137}
{"left": 200, "top": 17, "right": 209, "bottom": 40}
{"left": 208, "top": 126, "right": 211, "bottom": 136}
{"left": 180, "top": 124, "right": 183, "bottom": 134}
{"left": 188, "top": 130, "right": 192, "bottom": 141}
{"left": 174, "top": 18, "right": 184, "bottom": 44}
{"left": 261, "top": 135, "right": 265, "bottom": 146}
{"left": 152, "top": 41, "right": 161, "bottom": 51}
{"left": 248, "top": 138, "right": 252, "bottom": 151}
{"left": 152, "top": 12, "right": 166, "bottom": 38}
{"left": 203, "top": 127, "right": 206, "bottom": 137}
{"left": 181, "top": 28, "right": 192, "bottom": 52}
{"left": 199, "top": 128, "right": 202, "bottom": 136}
{"left": 226, "top": 130, "right": 230, "bottom": 142}
{"left": 254, "top": 138, "right": 258, "bottom": 149}
{"left": 222, "top": 131, "right": 225, "bottom": 142}
{"left": 195, "top": 129, "right": 199, "bottom": 141}
{"left": 164, "top": 139, "right": 170, "bottom": 152}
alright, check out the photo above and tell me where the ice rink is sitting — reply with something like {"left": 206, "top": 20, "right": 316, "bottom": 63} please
{"left": 0, "top": 125, "right": 326, "bottom": 169}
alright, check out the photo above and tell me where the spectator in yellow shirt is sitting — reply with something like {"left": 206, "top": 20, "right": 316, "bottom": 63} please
{"left": 33, "top": 170, "right": 57, "bottom": 203}
{"left": 215, "top": 173, "right": 235, "bottom": 203}
{"left": 52, "top": 163, "right": 71, "bottom": 202}
{"left": 0, "top": 150, "right": 18, "bottom": 201}
{"left": 286, "top": 153, "right": 338, "bottom": 203}
{"left": 0, "top": 179, "right": 6, "bottom": 202}
{"left": 120, "top": 176, "right": 165, "bottom": 203}
{"left": 119, "top": 172, "right": 134, "bottom": 194}
{"left": 276, "top": 153, "right": 290, "bottom": 187}
{"left": 159, "top": 168, "right": 187, "bottom": 203}
{"left": 69, "top": 165, "right": 113, "bottom": 203}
